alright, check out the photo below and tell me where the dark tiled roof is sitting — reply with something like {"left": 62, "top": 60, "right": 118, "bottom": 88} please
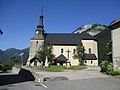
{"left": 109, "top": 18, "right": 120, "bottom": 26}
{"left": 84, "top": 54, "right": 97, "bottom": 60}
{"left": 45, "top": 33, "right": 97, "bottom": 45}
{"left": 31, "top": 34, "right": 44, "bottom": 40}
{"left": 30, "top": 57, "right": 38, "bottom": 63}
{"left": 55, "top": 54, "right": 68, "bottom": 63}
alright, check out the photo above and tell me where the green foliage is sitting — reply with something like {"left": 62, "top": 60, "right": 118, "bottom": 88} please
{"left": 105, "top": 41, "right": 112, "bottom": 62}
{"left": 34, "top": 65, "right": 86, "bottom": 72}
{"left": 1, "top": 65, "right": 9, "bottom": 72}
{"left": 105, "top": 41, "right": 112, "bottom": 54}
{"left": 91, "top": 23, "right": 99, "bottom": 28}
{"left": 36, "top": 39, "right": 55, "bottom": 66}
{"left": 100, "top": 61, "right": 113, "bottom": 73}
{"left": 6, "top": 56, "right": 21, "bottom": 69}
{"left": 36, "top": 65, "right": 65, "bottom": 72}
{"left": 73, "top": 42, "right": 85, "bottom": 65}
{"left": 71, "top": 65, "right": 87, "bottom": 70}
{"left": 100, "top": 61, "right": 120, "bottom": 76}
{"left": 10, "top": 56, "right": 19, "bottom": 63}
{"left": 110, "top": 70, "right": 120, "bottom": 76}
{"left": 95, "top": 28, "right": 111, "bottom": 65}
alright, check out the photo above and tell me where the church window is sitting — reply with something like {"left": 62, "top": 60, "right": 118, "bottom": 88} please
{"left": 73, "top": 49, "right": 76, "bottom": 54}
{"left": 88, "top": 48, "right": 92, "bottom": 54}
{"left": 36, "top": 41, "right": 38, "bottom": 44}
{"left": 61, "top": 48, "right": 63, "bottom": 53}
{"left": 91, "top": 60, "right": 93, "bottom": 64}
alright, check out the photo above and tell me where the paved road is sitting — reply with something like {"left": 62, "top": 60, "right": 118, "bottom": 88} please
{"left": 25, "top": 66, "right": 110, "bottom": 80}
{"left": 0, "top": 67, "right": 120, "bottom": 90}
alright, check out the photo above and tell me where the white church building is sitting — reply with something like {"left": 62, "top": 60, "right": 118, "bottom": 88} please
{"left": 26, "top": 12, "right": 98, "bottom": 67}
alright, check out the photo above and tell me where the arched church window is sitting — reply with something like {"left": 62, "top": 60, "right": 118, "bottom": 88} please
{"left": 36, "top": 41, "right": 38, "bottom": 44}
{"left": 85, "top": 60, "right": 87, "bottom": 63}
{"left": 73, "top": 49, "right": 76, "bottom": 54}
{"left": 61, "top": 48, "right": 63, "bottom": 53}
{"left": 88, "top": 48, "right": 92, "bottom": 54}
{"left": 91, "top": 60, "right": 93, "bottom": 64}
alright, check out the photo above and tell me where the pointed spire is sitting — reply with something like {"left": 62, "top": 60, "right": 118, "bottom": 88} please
{"left": 39, "top": 6, "right": 44, "bottom": 28}
{"left": 35, "top": 6, "right": 44, "bottom": 36}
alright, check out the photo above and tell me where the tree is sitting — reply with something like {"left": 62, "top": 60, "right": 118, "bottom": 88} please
{"left": 10, "top": 56, "right": 19, "bottom": 63}
{"left": 105, "top": 41, "right": 112, "bottom": 62}
{"left": 6, "top": 56, "right": 20, "bottom": 69}
{"left": 73, "top": 42, "right": 85, "bottom": 65}
{"left": 36, "top": 39, "right": 55, "bottom": 66}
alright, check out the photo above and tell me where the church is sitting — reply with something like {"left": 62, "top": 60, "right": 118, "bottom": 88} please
{"left": 26, "top": 11, "right": 98, "bottom": 67}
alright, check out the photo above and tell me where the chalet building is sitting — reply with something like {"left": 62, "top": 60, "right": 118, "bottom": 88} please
{"left": 109, "top": 18, "right": 120, "bottom": 70}
{"left": 26, "top": 12, "right": 98, "bottom": 67}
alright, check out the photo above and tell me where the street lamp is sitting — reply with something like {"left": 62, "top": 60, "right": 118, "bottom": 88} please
{"left": 20, "top": 53, "right": 24, "bottom": 67}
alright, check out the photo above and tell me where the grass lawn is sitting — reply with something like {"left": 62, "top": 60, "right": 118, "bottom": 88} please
{"left": 35, "top": 65, "right": 87, "bottom": 72}
{"left": 71, "top": 65, "right": 87, "bottom": 70}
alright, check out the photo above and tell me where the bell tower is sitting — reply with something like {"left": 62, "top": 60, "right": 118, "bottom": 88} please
{"left": 27, "top": 9, "right": 44, "bottom": 66}
{"left": 35, "top": 8, "right": 44, "bottom": 38}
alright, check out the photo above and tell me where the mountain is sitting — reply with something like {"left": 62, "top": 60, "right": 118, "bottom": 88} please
{"left": 73, "top": 23, "right": 108, "bottom": 36}
{"left": 3, "top": 48, "right": 21, "bottom": 62}
{"left": 0, "top": 48, "right": 29, "bottom": 64}
{"left": 0, "top": 49, "right": 6, "bottom": 63}
{"left": 73, "top": 23, "right": 112, "bottom": 64}
{"left": 15, "top": 48, "right": 29, "bottom": 65}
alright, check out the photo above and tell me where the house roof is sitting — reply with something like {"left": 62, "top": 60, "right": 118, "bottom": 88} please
{"left": 45, "top": 33, "right": 97, "bottom": 45}
{"left": 30, "top": 57, "right": 39, "bottom": 63}
{"left": 55, "top": 54, "right": 68, "bottom": 63}
{"left": 109, "top": 18, "right": 120, "bottom": 26}
{"left": 84, "top": 54, "right": 97, "bottom": 60}
{"left": 108, "top": 18, "right": 120, "bottom": 29}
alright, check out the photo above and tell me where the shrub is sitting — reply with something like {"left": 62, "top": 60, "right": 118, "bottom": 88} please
{"left": 2, "top": 65, "right": 9, "bottom": 72}
{"left": 110, "top": 70, "right": 120, "bottom": 76}
{"left": 100, "top": 61, "right": 120, "bottom": 76}
{"left": 100, "top": 61, "right": 113, "bottom": 73}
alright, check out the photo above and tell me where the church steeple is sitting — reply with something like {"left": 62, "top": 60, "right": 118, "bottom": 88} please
{"left": 35, "top": 7, "right": 44, "bottom": 36}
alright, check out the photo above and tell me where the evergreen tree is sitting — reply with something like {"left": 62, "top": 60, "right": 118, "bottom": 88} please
{"left": 36, "top": 39, "right": 55, "bottom": 66}
{"left": 73, "top": 42, "right": 85, "bottom": 65}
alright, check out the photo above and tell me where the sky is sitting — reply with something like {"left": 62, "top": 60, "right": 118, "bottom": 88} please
{"left": 0, "top": 0, "right": 120, "bottom": 50}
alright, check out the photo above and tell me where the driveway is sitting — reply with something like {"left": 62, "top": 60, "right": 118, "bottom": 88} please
{"left": 0, "top": 66, "right": 120, "bottom": 90}
{"left": 33, "top": 66, "right": 110, "bottom": 81}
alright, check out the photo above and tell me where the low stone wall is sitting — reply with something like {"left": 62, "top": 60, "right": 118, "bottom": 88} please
{"left": 12, "top": 66, "right": 44, "bottom": 83}
{"left": 12, "top": 66, "right": 21, "bottom": 74}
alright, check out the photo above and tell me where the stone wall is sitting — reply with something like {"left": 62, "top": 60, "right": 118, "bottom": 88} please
{"left": 12, "top": 66, "right": 44, "bottom": 82}
{"left": 112, "top": 27, "right": 120, "bottom": 70}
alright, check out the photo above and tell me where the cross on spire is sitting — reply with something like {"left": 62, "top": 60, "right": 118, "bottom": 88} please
{"left": 39, "top": 6, "right": 44, "bottom": 28}
{"left": 41, "top": 5, "right": 44, "bottom": 16}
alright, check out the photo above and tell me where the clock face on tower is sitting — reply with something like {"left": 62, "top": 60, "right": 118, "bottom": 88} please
{"left": 36, "top": 31, "right": 39, "bottom": 34}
